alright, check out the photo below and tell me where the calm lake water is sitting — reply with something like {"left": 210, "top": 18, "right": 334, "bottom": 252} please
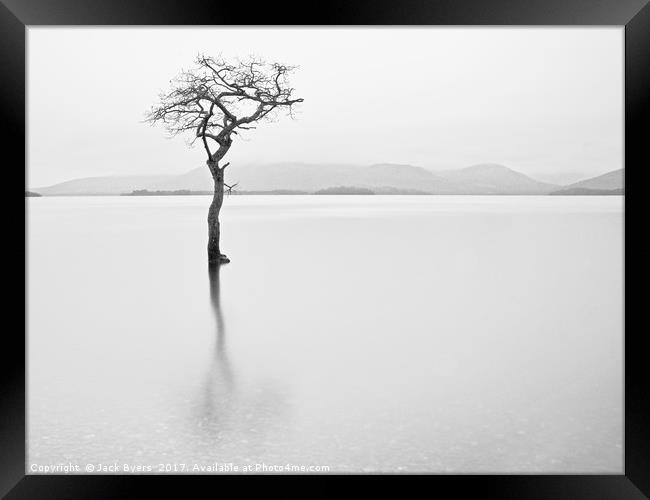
{"left": 27, "top": 195, "right": 623, "bottom": 473}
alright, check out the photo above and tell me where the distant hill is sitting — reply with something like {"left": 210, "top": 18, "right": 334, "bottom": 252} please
{"left": 550, "top": 187, "right": 623, "bottom": 196}
{"left": 559, "top": 169, "right": 624, "bottom": 192}
{"left": 314, "top": 186, "right": 375, "bottom": 195}
{"left": 34, "top": 162, "right": 562, "bottom": 196}
{"left": 25, "top": 191, "right": 42, "bottom": 197}
{"left": 435, "top": 163, "right": 558, "bottom": 194}
{"left": 36, "top": 175, "right": 174, "bottom": 196}
{"left": 122, "top": 189, "right": 212, "bottom": 196}
{"left": 234, "top": 189, "right": 310, "bottom": 195}
{"left": 370, "top": 186, "right": 431, "bottom": 195}
{"left": 219, "top": 162, "right": 461, "bottom": 193}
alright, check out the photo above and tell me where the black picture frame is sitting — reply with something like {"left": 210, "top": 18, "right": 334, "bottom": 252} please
{"left": 3, "top": 0, "right": 648, "bottom": 497}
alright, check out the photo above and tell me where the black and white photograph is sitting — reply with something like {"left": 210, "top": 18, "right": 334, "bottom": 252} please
{"left": 25, "top": 25, "right": 625, "bottom": 476}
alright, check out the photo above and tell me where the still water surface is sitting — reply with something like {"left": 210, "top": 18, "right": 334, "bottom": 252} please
{"left": 28, "top": 195, "right": 623, "bottom": 473}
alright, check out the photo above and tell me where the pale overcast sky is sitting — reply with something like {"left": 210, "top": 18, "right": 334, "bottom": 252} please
{"left": 28, "top": 27, "right": 623, "bottom": 187}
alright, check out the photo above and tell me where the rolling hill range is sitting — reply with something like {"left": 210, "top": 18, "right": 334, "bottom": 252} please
{"left": 34, "top": 163, "right": 564, "bottom": 196}
{"left": 435, "top": 163, "right": 558, "bottom": 194}
{"left": 563, "top": 169, "right": 623, "bottom": 190}
{"left": 33, "top": 174, "right": 175, "bottom": 195}
{"left": 549, "top": 169, "right": 624, "bottom": 195}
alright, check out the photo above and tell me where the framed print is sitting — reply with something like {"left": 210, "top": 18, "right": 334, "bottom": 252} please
{"left": 2, "top": 0, "right": 649, "bottom": 497}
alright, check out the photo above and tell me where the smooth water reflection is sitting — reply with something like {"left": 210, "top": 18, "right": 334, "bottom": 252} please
{"left": 201, "top": 263, "right": 234, "bottom": 431}
{"left": 28, "top": 196, "right": 623, "bottom": 473}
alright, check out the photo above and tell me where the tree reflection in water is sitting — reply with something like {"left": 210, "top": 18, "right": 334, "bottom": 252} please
{"left": 198, "top": 262, "right": 291, "bottom": 465}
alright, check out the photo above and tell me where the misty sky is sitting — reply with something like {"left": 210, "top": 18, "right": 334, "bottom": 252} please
{"left": 28, "top": 27, "right": 623, "bottom": 187}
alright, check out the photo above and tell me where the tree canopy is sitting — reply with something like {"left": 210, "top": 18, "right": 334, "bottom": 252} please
{"left": 146, "top": 55, "right": 303, "bottom": 172}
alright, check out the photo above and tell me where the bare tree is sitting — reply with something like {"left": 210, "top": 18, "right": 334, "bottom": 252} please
{"left": 146, "top": 55, "right": 303, "bottom": 264}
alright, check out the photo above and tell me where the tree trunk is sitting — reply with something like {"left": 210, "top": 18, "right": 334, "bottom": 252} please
{"left": 207, "top": 165, "right": 229, "bottom": 264}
